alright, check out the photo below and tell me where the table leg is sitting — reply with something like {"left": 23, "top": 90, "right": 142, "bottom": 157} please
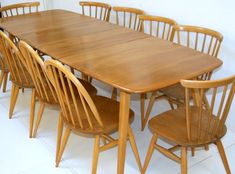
{"left": 117, "top": 91, "right": 131, "bottom": 174}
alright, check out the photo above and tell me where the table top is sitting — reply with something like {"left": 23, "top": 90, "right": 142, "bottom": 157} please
{"left": 0, "top": 10, "right": 222, "bottom": 93}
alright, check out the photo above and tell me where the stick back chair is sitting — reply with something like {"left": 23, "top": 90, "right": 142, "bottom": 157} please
{"left": 0, "top": 37, "right": 9, "bottom": 92}
{"left": 142, "top": 76, "right": 235, "bottom": 174}
{"left": 0, "top": 30, "right": 34, "bottom": 119}
{"left": 113, "top": 6, "right": 144, "bottom": 31}
{"left": 18, "top": 41, "right": 58, "bottom": 138}
{"left": 79, "top": 1, "right": 111, "bottom": 22}
{"left": 0, "top": 2, "right": 40, "bottom": 92}
{"left": 0, "top": 2, "right": 40, "bottom": 18}
{"left": 161, "top": 25, "right": 223, "bottom": 106}
{"left": 44, "top": 59, "right": 142, "bottom": 173}
{"left": 135, "top": 15, "right": 177, "bottom": 131}
{"left": 18, "top": 41, "right": 97, "bottom": 138}
{"left": 142, "top": 25, "right": 223, "bottom": 131}
{"left": 138, "top": 15, "right": 177, "bottom": 40}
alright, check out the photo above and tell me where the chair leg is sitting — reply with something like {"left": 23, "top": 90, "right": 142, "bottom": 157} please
{"left": 205, "top": 145, "right": 209, "bottom": 151}
{"left": 142, "top": 134, "right": 158, "bottom": 174}
{"left": 92, "top": 135, "right": 100, "bottom": 174}
{"left": 56, "top": 127, "right": 71, "bottom": 167}
{"left": 181, "top": 147, "right": 188, "bottom": 174}
{"left": 32, "top": 102, "right": 45, "bottom": 138}
{"left": 141, "top": 91, "right": 157, "bottom": 131}
{"left": 168, "top": 99, "right": 175, "bottom": 110}
{"left": 216, "top": 140, "right": 231, "bottom": 174}
{"left": 128, "top": 127, "right": 142, "bottom": 171}
{"left": 140, "top": 93, "right": 146, "bottom": 131}
{"left": 191, "top": 147, "right": 195, "bottom": 157}
{"left": 29, "top": 89, "right": 36, "bottom": 138}
{"left": 9, "top": 84, "right": 20, "bottom": 119}
{"left": 0, "top": 71, "right": 4, "bottom": 90}
{"left": 56, "top": 113, "right": 64, "bottom": 163}
{"left": 111, "top": 88, "right": 117, "bottom": 100}
{"left": 2, "top": 72, "right": 8, "bottom": 93}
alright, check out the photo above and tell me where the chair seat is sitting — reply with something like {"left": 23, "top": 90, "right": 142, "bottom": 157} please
{"left": 63, "top": 95, "right": 134, "bottom": 135}
{"left": 148, "top": 107, "right": 227, "bottom": 147}
{"left": 160, "top": 83, "right": 185, "bottom": 101}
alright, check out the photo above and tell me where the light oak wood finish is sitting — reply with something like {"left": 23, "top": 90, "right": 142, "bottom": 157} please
{"left": 0, "top": 10, "right": 223, "bottom": 174}
{"left": 142, "top": 76, "right": 235, "bottom": 174}
{"left": 79, "top": 1, "right": 111, "bottom": 22}
{"left": 0, "top": 2, "right": 39, "bottom": 18}
{"left": 137, "top": 15, "right": 177, "bottom": 130}
{"left": 113, "top": 6, "right": 144, "bottom": 31}
{"left": 0, "top": 40, "right": 9, "bottom": 92}
{"left": 162, "top": 25, "right": 223, "bottom": 104}
{"left": 44, "top": 59, "right": 142, "bottom": 173}
{"left": 142, "top": 25, "right": 224, "bottom": 131}
{"left": 0, "top": 30, "right": 34, "bottom": 118}
{"left": 79, "top": 1, "right": 111, "bottom": 82}
{"left": 138, "top": 15, "right": 177, "bottom": 40}
{"left": 0, "top": 2, "right": 40, "bottom": 92}
{"left": 18, "top": 41, "right": 97, "bottom": 138}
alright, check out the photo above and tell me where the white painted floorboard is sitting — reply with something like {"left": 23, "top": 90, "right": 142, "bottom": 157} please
{"left": 0, "top": 80, "right": 234, "bottom": 174}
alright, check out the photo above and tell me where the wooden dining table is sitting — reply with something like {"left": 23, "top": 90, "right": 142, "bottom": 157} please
{"left": 0, "top": 9, "right": 222, "bottom": 174}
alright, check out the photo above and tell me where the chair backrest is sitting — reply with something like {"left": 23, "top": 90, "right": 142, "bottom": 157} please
{"left": 44, "top": 59, "right": 104, "bottom": 132}
{"left": 79, "top": 1, "right": 111, "bottom": 22}
{"left": 0, "top": 30, "right": 31, "bottom": 85}
{"left": 113, "top": 6, "right": 144, "bottom": 31}
{"left": 170, "top": 25, "right": 223, "bottom": 58}
{"left": 18, "top": 41, "right": 57, "bottom": 104}
{"left": 138, "top": 15, "right": 177, "bottom": 40}
{"left": 0, "top": 37, "right": 7, "bottom": 70}
{"left": 181, "top": 76, "right": 235, "bottom": 144}
{"left": 0, "top": 2, "right": 40, "bottom": 18}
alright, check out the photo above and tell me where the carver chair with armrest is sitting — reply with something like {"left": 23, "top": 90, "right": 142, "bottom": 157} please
{"left": 44, "top": 59, "right": 142, "bottom": 173}
{"left": 18, "top": 41, "right": 97, "bottom": 138}
{"left": 142, "top": 25, "right": 224, "bottom": 131}
{"left": 142, "top": 75, "right": 235, "bottom": 174}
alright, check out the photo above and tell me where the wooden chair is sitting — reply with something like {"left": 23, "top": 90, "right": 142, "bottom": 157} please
{"left": 0, "top": 2, "right": 40, "bottom": 92}
{"left": 18, "top": 41, "right": 97, "bottom": 138}
{"left": 0, "top": 38, "right": 9, "bottom": 92}
{"left": 142, "top": 25, "right": 223, "bottom": 131}
{"left": 79, "top": 1, "right": 111, "bottom": 22}
{"left": 138, "top": 15, "right": 177, "bottom": 40}
{"left": 0, "top": 30, "right": 34, "bottom": 119}
{"left": 0, "top": 2, "right": 40, "bottom": 18}
{"left": 136, "top": 15, "right": 177, "bottom": 131}
{"left": 142, "top": 76, "right": 235, "bottom": 174}
{"left": 113, "top": 6, "right": 144, "bottom": 31}
{"left": 44, "top": 59, "right": 142, "bottom": 173}
{"left": 110, "top": 6, "right": 144, "bottom": 110}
